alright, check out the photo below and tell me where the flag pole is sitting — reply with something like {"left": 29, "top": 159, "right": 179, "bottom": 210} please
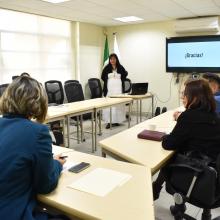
{"left": 113, "top": 32, "right": 121, "bottom": 60}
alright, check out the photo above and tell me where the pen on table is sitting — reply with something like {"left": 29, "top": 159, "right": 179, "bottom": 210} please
{"left": 59, "top": 156, "right": 68, "bottom": 159}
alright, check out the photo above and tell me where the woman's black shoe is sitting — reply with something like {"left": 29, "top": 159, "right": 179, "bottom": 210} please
{"left": 105, "top": 123, "right": 110, "bottom": 129}
{"left": 111, "top": 123, "right": 119, "bottom": 126}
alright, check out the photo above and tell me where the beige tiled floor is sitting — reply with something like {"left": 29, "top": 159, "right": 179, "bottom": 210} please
{"left": 65, "top": 116, "right": 220, "bottom": 220}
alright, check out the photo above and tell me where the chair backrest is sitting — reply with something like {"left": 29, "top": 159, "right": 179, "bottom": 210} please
{"left": 162, "top": 107, "right": 167, "bottom": 113}
{"left": 88, "top": 78, "right": 102, "bottom": 99}
{"left": 155, "top": 107, "right": 161, "bottom": 116}
{"left": 64, "top": 82, "right": 84, "bottom": 103}
{"left": 124, "top": 78, "right": 132, "bottom": 93}
{"left": 64, "top": 80, "right": 79, "bottom": 85}
{"left": 44, "top": 80, "right": 64, "bottom": 104}
{"left": 0, "top": 83, "right": 9, "bottom": 97}
{"left": 166, "top": 153, "right": 220, "bottom": 207}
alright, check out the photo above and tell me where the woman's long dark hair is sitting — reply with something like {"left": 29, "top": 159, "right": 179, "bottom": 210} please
{"left": 108, "top": 53, "right": 121, "bottom": 70}
{"left": 184, "top": 79, "right": 216, "bottom": 112}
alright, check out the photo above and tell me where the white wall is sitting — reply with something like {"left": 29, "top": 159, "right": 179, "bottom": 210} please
{"left": 71, "top": 20, "right": 219, "bottom": 110}
{"left": 78, "top": 23, "right": 104, "bottom": 98}
{"left": 106, "top": 21, "right": 185, "bottom": 112}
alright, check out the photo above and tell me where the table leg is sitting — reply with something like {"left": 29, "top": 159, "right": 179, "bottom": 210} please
{"left": 110, "top": 107, "right": 112, "bottom": 129}
{"left": 98, "top": 110, "right": 102, "bottom": 135}
{"left": 76, "top": 116, "right": 80, "bottom": 144}
{"left": 128, "top": 102, "right": 131, "bottom": 128}
{"left": 136, "top": 100, "right": 139, "bottom": 124}
{"left": 152, "top": 95, "right": 154, "bottom": 118}
{"left": 92, "top": 110, "right": 95, "bottom": 153}
{"left": 93, "top": 108, "right": 97, "bottom": 150}
{"left": 140, "top": 99, "right": 142, "bottom": 122}
{"left": 66, "top": 116, "right": 70, "bottom": 148}
{"left": 80, "top": 115, "right": 83, "bottom": 142}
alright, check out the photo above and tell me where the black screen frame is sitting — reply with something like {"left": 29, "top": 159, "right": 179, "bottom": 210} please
{"left": 166, "top": 35, "right": 220, "bottom": 73}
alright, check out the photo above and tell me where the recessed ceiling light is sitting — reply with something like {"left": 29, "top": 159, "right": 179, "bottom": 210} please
{"left": 114, "top": 16, "right": 143, "bottom": 23}
{"left": 41, "top": 0, "right": 70, "bottom": 3}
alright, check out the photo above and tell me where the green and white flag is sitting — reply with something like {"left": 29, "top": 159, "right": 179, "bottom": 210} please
{"left": 103, "top": 36, "right": 109, "bottom": 67}
{"left": 113, "top": 33, "right": 121, "bottom": 60}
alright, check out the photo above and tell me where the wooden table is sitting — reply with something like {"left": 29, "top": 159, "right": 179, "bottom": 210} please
{"left": 99, "top": 109, "right": 178, "bottom": 174}
{"left": 92, "top": 97, "right": 132, "bottom": 151}
{"left": 46, "top": 106, "right": 68, "bottom": 147}
{"left": 111, "top": 93, "right": 154, "bottom": 123}
{"left": 38, "top": 147, "right": 155, "bottom": 220}
{"left": 46, "top": 98, "right": 133, "bottom": 152}
{"left": 46, "top": 104, "right": 94, "bottom": 150}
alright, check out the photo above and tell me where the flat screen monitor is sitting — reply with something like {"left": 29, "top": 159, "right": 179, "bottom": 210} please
{"left": 166, "top": 35, "right": 220, "bottom": 73}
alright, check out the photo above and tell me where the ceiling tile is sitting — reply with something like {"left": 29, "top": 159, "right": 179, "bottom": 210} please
{"left": 173, "top": 0, "right": 216, "bottom": 9}
{"left": 0, "top": 0, "right": 219, "bottom": 26}
{"left": 131, "top": 0, "right": 195, "bottom": 18}
{"left": 88, "top": 0, "right": 144, "bottom": 12}
{"left": 191, "top": 7, "right": 220, "bottom": 16}
{"left": 213, "top": 0, "right": 220, "bottom": 6}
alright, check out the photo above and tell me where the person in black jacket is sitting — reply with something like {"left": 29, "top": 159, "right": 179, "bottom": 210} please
{"left": 153, "top": 79, "right": 220, "bottom": 200}
{"left": 101, "top": 53, "right": 128, "bottom": 97}
{"left": 101, "top": 53, "right": 128, "bottom": 129}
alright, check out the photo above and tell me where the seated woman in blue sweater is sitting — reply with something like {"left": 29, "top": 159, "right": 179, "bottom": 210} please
{"left": 153, "top": 79, "right": 220, "bottom": 200}
{"left": 0, "top": 75, "right": 66, "bottom": 220}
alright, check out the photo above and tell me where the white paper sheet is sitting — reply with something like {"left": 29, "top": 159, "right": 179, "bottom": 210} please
{"left": 68, "top": 168, "right": 132, "bottom": 197}
{"left": 52, "top": 145, "right": 74, "bottom": 155}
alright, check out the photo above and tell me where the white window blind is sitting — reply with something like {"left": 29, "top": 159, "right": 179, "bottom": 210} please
{"left": 0, "top": 9, "right": 73, "bottom": 84}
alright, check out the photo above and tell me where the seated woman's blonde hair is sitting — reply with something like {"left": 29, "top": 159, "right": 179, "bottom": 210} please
{"left": 0, "top": 76, "right": 47, "bottom": 123}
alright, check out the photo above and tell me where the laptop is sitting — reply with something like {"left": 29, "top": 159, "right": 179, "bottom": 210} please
{"left": 130, "top": 83, "right": 148, "bottom": 95}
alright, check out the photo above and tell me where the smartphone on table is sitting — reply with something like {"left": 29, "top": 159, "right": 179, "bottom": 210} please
{"left": 68, "top": 162, "right": 90, "bottom": 173}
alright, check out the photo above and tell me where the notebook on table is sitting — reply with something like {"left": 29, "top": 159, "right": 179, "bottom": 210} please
{"left": 130, "top": 83, "right": 148, "bottom": 95}
{"left": 137, "top": 129, "right": 166, "bottom": 141}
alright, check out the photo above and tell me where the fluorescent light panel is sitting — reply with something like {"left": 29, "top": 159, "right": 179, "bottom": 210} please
{"left": 41, "top": 0, "right": 70, "bottom": 3}
{"left": 114, "top": 16, "right": 143, "bottom": 22}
